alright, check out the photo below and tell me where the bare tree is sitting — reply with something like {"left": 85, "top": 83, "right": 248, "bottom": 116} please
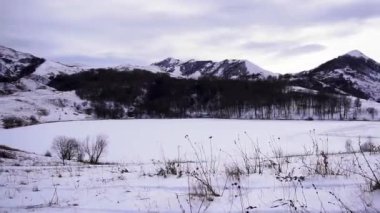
{"left": 83, "top": 135, "right": 108, "bottom": 164}
{"left": 52, "top": 136, "right": 79, "bottom": 165}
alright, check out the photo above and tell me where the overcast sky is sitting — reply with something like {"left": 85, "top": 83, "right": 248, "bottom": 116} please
{"left": 1, "top": 0, "right": 380, "bottom": 73}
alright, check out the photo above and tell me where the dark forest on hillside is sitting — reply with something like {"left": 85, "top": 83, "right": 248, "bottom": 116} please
{"left": 49, "top": 69, "right": 355, "bottom": 120}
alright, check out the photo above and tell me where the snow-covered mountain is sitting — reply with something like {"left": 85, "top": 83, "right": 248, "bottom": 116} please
{"left": 0, "top": 45, "right": 45, "bottom": 82}
{"left": 0, "top": 45, "right": 87, "bottom": 95}
{"left": 152, "top": 58, "right": 276, "bottom": 79}
{"left": 0, "top": 45, "right": 85, "bottom": 82}
{"left": 1, "top": 45, "right": 275, "bottom": 82}
{"left": 290, "top": 50, "right": 380, "bottom": 101}
{"left": 34, "top": 60, "right": 84, "bottom": 78}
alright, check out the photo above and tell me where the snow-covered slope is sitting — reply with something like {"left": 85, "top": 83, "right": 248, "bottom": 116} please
{"left": 152, "top": 57, "right": 277, "bottom": 79}
{"left": 114, "top": 64, "right": 165, "bottom": 74}
{"left": 291, "top": 50, "right": 380, "bottom": 101}
{"left": 0, "top": 46, "right": 91, "bottom": 125}
{"left": 0, "top": 45, "right": 86, "bottom": 82}
{"left": 0, "top": 87, "right": 90, "bottom": 127}
{"left": 34, "top": 60, "right": 84, "bottom": 78}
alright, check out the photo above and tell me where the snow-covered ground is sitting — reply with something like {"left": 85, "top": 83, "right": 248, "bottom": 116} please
{"left": 0, "top": 119, "right": 379, "bottom": 212}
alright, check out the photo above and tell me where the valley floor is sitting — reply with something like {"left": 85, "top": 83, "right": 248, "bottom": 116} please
{"left": 0, "top": 119, "right": 380, "bottom": 212}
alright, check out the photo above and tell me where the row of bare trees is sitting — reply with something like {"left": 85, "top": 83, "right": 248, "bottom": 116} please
{"left": 51, "top": 135, "right": 108, "bottom": 165}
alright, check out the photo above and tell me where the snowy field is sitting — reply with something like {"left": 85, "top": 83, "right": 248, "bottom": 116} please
{"left": 0, "top": 119, "right": 380, "bottom": 212}
{"left": 1, "top": 119, "right": 379, "bottom": 162}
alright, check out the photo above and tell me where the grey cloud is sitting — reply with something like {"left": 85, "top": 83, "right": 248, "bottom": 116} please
{"left": 241, "top": 41, "right": 295, "bottom": 52}
{"left": 0, "top": 0, "right": 378, "bottom": 69}
{"left": 318, "top": 1, "right": 380, "bottom": 23}
{"left": 207, "top": 0, "right": 380, "bottom": 27}
{"left": 277, "top": 44, "right": 326, "bottom": 58}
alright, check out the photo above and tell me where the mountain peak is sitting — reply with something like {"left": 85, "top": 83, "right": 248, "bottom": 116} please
{"left": 155, "top": 57, "right": 181, "bottom": 65}
{"left": 344, "top": 50, "right": 369, "bottom": 60}
{"left": 241, "top": 59, "right": 276, "bottom": 77}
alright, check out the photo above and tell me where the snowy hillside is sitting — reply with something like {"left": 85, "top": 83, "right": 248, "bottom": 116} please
{"left": 152, "top": 57, "right": 276, "bottom": 79}
{"left": 0, "top": 45, "right": 45, "bottom": 82}
{"left": 0, "top": 46, "right": 92, "bottom": 126}
{"left": 0, "top": 87, "right": 90, "bottom": 127}
{"left": 34, "top": 60, "right": 85, "bottom": 78}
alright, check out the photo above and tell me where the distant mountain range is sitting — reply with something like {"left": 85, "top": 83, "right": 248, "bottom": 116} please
{"left": 1, "top": 44, "right": 380, "bottom": 102}
{"left": 1, "top": 44, "right": 380, "bottom": 126}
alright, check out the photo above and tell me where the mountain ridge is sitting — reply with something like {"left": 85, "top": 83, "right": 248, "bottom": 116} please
{"left": 151, "top": 57, "right": 276, "bottom": 79}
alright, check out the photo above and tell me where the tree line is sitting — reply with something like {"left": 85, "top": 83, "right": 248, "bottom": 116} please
{"left": 48, "top": 68, "right": 366, "bottom": 120}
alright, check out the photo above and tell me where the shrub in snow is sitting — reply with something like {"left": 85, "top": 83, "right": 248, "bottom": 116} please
{"left": 2, "top": 116, "right": 27, "bottom": 129}
{"left": 29, "top": 116, "right": 39, "bottom": 125}
{"left": 44, "top": 150, "right": 52, "bottom": 157}
{"left": 32, "top": 186, "right": 40, "bottom": 192}
{"left": 360, "top": 140, "right": 377, "bottom": 153}
{"left": 37, "top": 108, "right": 49, "bottom": 116}
{"left": 156, "top": 160, "right": 180, "bottom": 178}
{"left": 0, "top": 150, "right": 16, "bottom": 159}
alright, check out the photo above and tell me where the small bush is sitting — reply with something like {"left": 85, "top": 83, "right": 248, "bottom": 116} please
{"left": 156, "top": 160, "right": 180, "bottom": 178}
{"left": 29, "top": 116, "right": 39, "bottom": 125}
{"left": 120, "top": 169, "right": 129, "bottom": 174}
{"left": 37, "top": 108, "right": 49, "bottom": 116}
{"left": 0, "top": 150, "right": 16, "bottom": 159}
{"left": 44, "top": 150, "right": 52, "bottom": 157}
{"left": 2, "top": 116, "right": 40, "bottom": 129}
{"left": 360, "top": 140, "right": 377, "bottom": 153}
{"left": 32, "top": 186, "right": 40, "bottom": 192}
{"left": 2, "top": 116, "right": 27, "bottom": 129}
